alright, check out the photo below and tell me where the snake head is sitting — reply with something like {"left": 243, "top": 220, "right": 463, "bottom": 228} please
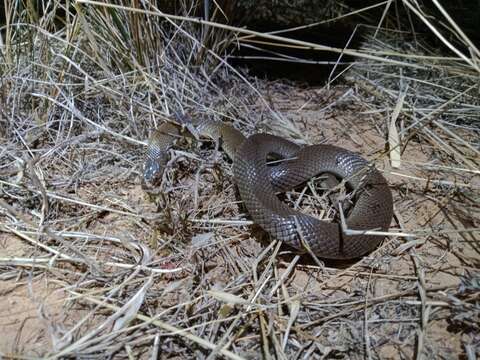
{"left": 143, "top": 155, "right": 167, "bottom": 188}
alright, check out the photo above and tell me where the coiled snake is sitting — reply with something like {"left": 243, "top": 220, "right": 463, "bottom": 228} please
{"left": 143, "top": 116, "right": 393, "bottom": 259}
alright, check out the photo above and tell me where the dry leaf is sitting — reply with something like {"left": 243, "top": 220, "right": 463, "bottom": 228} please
{"left": 389, "top": 90, "right": 407, "bottom": 168}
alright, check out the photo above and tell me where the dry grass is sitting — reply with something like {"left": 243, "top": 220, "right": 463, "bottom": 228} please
{"left": 0, "top": 1, "right": 479, "bottom": 359}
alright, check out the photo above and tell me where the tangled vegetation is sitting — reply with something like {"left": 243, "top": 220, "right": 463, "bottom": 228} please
{"left": 0, "top": 1, "right": 479, "bottom": 358}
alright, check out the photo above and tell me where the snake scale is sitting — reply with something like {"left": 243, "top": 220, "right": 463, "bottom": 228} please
{"left": 143, "top": 117, "right": 393, "bottom": 259}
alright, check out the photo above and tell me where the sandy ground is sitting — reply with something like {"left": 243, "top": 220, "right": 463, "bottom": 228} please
{"left": 1, "top": 82, "right": 478, "bottom": 358}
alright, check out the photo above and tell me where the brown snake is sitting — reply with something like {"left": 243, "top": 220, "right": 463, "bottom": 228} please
{"left": 143, "top": 117, "right": 393, "bottom": 259}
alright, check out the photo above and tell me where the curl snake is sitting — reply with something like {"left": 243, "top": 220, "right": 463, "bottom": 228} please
{"left": 143, "top": 116, "right": 393, "bottom": 259}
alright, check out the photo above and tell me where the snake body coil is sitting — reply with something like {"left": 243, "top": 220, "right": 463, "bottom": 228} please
{"left": 144, "top": 118, "right": 393, "bottom": 259}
